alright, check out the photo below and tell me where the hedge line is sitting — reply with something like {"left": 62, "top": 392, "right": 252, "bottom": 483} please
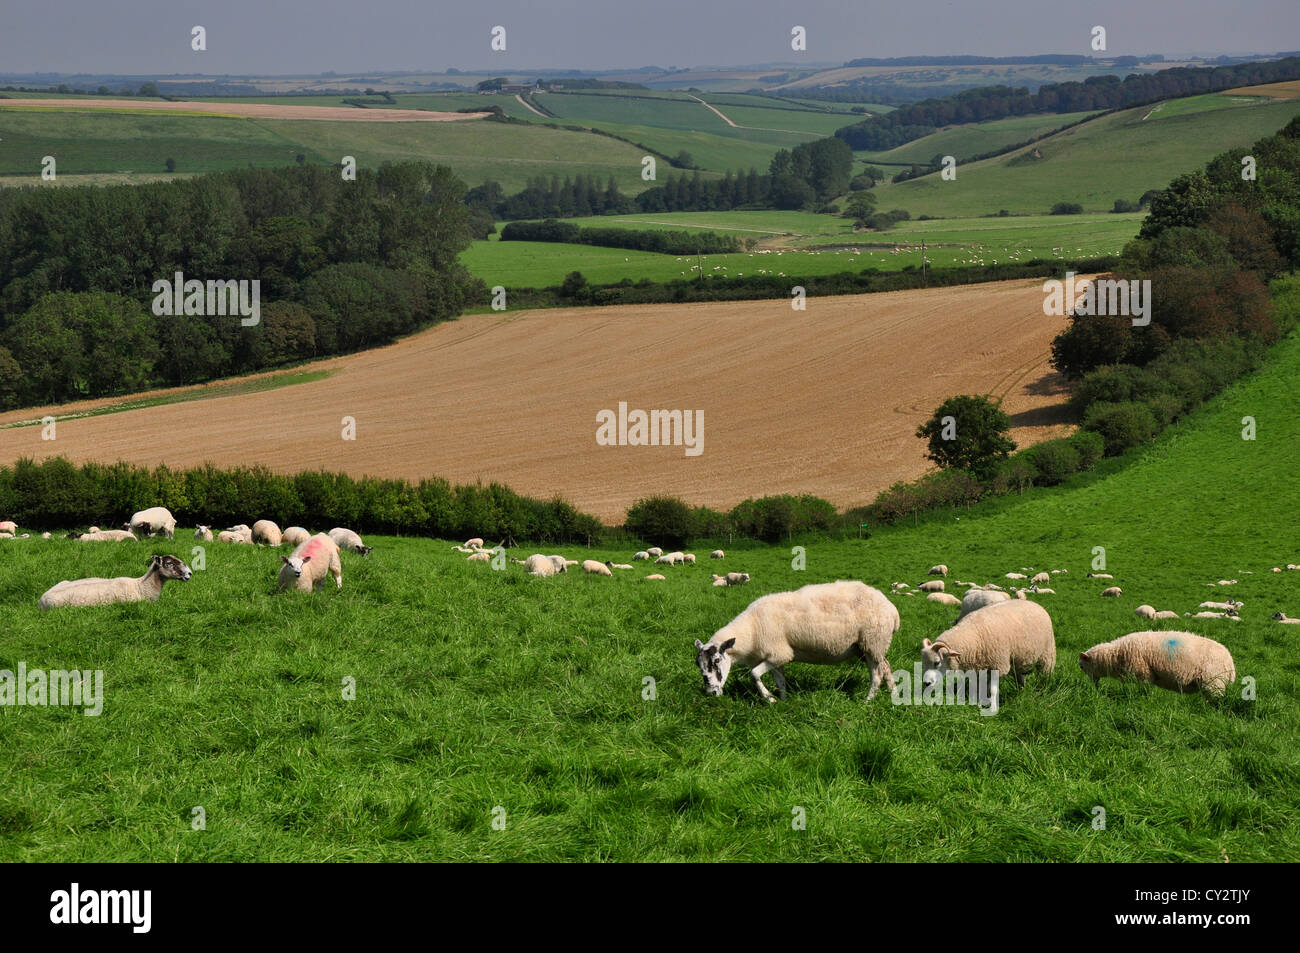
{"left": 499, "top": 219, "right": 743, "bottom": 255}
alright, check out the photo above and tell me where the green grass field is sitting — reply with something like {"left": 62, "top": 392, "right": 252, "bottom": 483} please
{"left": 463, "top": 212, "right": 1142, "bottom": 287}
{"left": 871, "top": 97, "right": 1300, "bottom": 217}
{"left": 3, "top": 313, "right": 1298, "bottom": 860}
{"left": 857, "top": 110, "right": 1100, "bottom": 165}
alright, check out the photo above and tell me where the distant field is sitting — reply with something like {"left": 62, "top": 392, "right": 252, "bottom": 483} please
{"left": 190, "top": 91, "right": 537, "bottom": 119}
{"left": 1224, "top": 79, "right": 1300, "bottom": 99}
{"left": 871, "top": 97, "right": 1300, "bottom": 217}
{"left": 858, "top": 110, "right": 1100, "bottom": 165}
{"left": 0, "top": 97, "right": 482, "bottom": 121}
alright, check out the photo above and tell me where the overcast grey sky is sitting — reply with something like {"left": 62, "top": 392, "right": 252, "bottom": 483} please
{"left": 3, "top": 0, "right": 1297, "bottom": 75}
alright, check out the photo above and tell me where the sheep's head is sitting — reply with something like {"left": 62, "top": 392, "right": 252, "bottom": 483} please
{"left": 1078, "top": 650, "right": 1101, "bottom": 684}
{"left": 357, "top": 545, "right": 373, "bottom": 556}
{"left": 150, "top": 555, "right": 192, "bottom": 582}
{"left": 694, "top": 637, "right": 735, "bottom": 697}
{"left": 920, "top": 638, "right": 961, "bottom": 687}
{"left": 281, "top": 554, "right": 312, "bottom": 577}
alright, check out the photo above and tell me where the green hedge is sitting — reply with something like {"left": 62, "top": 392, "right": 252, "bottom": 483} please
{"left": 499, "top": 219, "right": 743, "bottom": 255}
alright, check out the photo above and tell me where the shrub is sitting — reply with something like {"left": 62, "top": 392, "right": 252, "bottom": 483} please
{"left": 989, "top": 454, "right": 1037, "bottom": 495}
{"left": 916, "top": 395, "right": 1016, "bottom": 479}
{"left": 625, "top": 495, "right": 694, "bottom": 547}
{"left": 1024, "top": 439, "right": 1081, "bottom": 486}
{"left": 1068, "top": 429, "right": 1105, "bottom": 469}
{"left": 1082, "top": 401, "right": 1159, "bottom": 455}
{"left": 1050, "top": 202, "right": 1084, "bottom": 215}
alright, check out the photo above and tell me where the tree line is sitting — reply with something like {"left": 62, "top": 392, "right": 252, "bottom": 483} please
{"left": 499, "top": 220, "right": 742, "bottom": 255}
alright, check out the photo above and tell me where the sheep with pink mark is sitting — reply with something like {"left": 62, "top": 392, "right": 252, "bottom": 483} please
{"left": 278, "top": 533, "right": 343, "bottom": 593}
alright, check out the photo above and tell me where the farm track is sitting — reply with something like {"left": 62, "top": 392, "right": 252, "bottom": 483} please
{"left": 0, "top": 279, "right": 1075, "bottom": 522}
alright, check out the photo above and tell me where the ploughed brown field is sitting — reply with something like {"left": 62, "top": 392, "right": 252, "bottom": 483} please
{"left": 0, "top": 279, "right": 1077, "bottom": 523}
{"left": 0, "top": 98, "right": 487, "bottom": 121}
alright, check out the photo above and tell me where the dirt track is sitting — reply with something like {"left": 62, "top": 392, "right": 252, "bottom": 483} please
{"left": 0, "top": 280, "right": 1075, "bottom": 523}
{"left": 0, "top": 98, "right": 487, "bottom": 121}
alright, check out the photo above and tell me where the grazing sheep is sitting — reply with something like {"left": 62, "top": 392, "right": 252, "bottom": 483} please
{"left": 1005, "top": 572, "right": 1027, "bottom": 580}
{"left": 466, "top": 552, "right": 492, "bottom": 563}
{"left": 465, "top": 537, "right": 485, "bottom": 549}
{"left": 0, "top": 520, "right": 16, "bottom": 534}
{"left": 645, "top": 574, "right": 666, "bottom": 581}
{"left": 126, "top": 507, "right": 176, "bottom": 539}
{"left": 194, "top": 525, "right": 214, "bottom": 541}
{"left": 1087, "top": 572, "right": 1113, "bottom": 579}
{"left": 647, "top": 547, "right": 664, "bottom": 558}
{"left": 1101, "top": 587, "right": 1123, "bottom": 598}
{"left": 216, "top": 530, "right": 252, "bottom": 544}
{"left": 1079, "top": 631, "right": 1235, "bottom": 697}
{"left": 582, "top": 559, "right": 614, "bottom": 576}
{"left": 920, "top": 600, "right": 1055, "bottom": 700}
{"left": 927, "top": 592, "right": 961, "bottom": 606}
{"left": 655, "top": 552, "right": 685, "bottom": 566}
{"left": 280, "top": 527, "right": 311, "bottom": 548}
{"left": 1134, "top": 605, "right": 1157, "bottom": 620}
{"left": 711, "top": 550, "right": 725, "bottom": 559}
{"left": 929, "top": 564, "right": 949, "bottom": 576}
{"left": 77, "top": 530, "right": 138, "bottom": 542}
{"left": 694, "top": 580, "right": 899, "bottom": 703}
{"left": 711, "top": 572, "right": 751, "bottom": 587}
{"left": 1030, "top": 572, "right": 1051, "bottom": 586}
{"left": 39, "top": 555, "right": 192, "bottom": 609}
{"left": 683, "top": 553, "right": 697, "bottom": 564}
{"left": 1272, "top": 612, "right": 1300, "bottom": 624}
{"left": 958, "top": 588, "right": 1012, "bottom": 620}
{"left": 328, "top": 527, "right": 373, "bottom": 556}
{"left": 1199, "top": 600, "right": 1243, "bottom": 611}
{"left": 918, "top": 580, "right": 945, "bottom": 593}
{"left": 252, "top": 520, "right": 283, "bottom": 546}
{"left": 523, "top": 554, "right": 562, "bottom": 577}
{"left": 278, "top": 533, "right": 343, "bottom": 592}
{"left": 633, "top": 551, "right": 651, "bottom": 561}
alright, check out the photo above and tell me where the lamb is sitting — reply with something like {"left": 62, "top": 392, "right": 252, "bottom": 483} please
{"left": 711, "top": 572, "right": 750, "bottom": 587}
{"left": 1272, "top": 612, "right": 1300, "bottom": 624}
{"left": 920, "top": 600, "right": 1055, "bottom": 702}
{"left": 328, "top": 527, "right": 373, "bottom": 556}
{"left": 1154, "top": 610, "right": 1181, "bottom": 619}
{"left": 682, "top": 553, "right": 697, "bottom": 564}
{"left": 216, "top": 530, "right": 251, "bottom": 544}
{"left": 928, "top": 564, "right": 948, "bottom": 576}
{"left": 523, "top": 554, "right": 563, "bottom": 576}
{"left": 647, "top": 547, "right": 663, "bottom": 558}
{"left": 891, "top": 582, "right": 910, "bottom": 590}
{"left": 958, "top": 588, "right": 1011, "bottom": 620}
{"left": 645, "top": 574, "right": 666, "bottom": 581}
{"left": 927, "top": 592, "right": 961, "bottom": 606}
{"left": 466, "top": 552, "right": 492, "bottom": 563}
{"left": 633, "top": 551, "right": 651, "bottom": 561}
{"left": 655, "top": 552, "right": 685, "bottom": 566}
{"left": 1134, "top": 605, "right": 1157, "bottom": 620}
{"left": 918, "top": 580, "right": 945, "bottom": 593}
{"left": 194, "top": 525, "right": 214, "bottom": 541}
{"left": 1101, "top": 587, "right": 1122, "bottom": 597}
{"left": 1079, "top": 631, "right": 1235, "bottom": 697}
{"left": 1028, "top": 586, "right": 1055, "bottom": 595}
{"left": 1030, "top": 572, "right": 1051, "bottom": 586}
{"left": 77, "top": 529, "right": 138, "bottom": 542}
{"left": 39, "top": 555, "right": 192, "bottom": 609}
{"left": 606, "top": 562, "right": 635, "bottom": 571}
{"left": 1005, "top": 572, "right": 1027, "bottom": 580}
{"left": 252, "top": 520, "right": 283, "bottom": 546}
{"left": 694, "top": 580, "right": 899, "bottom": 703}
{"left": 711, "top": 550, "right": 725, "bottom": 559}
{"left": 1199, "top": 600, "right": 1244, "bottom": 611}
{"left": 582, "top": 559, "right": 613, "bottom": 576}
{"left": 1087, "top": 572, "right": 1113, "bottom": 579}
{"left": 277, "top": 533, "right": 343, "bottom": 592}
{"left": 280, "top": 527, "right": 311, "bottom": 548}
{"left": 126, "top": 506, "right": 176, "bottom": 539}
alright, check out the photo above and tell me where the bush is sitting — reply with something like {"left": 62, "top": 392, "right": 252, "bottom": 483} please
{"left": 1068, "top": 429, "right": 1105, "bottom": 469}
{"left": 1081, "top": 401, "right": 1160, "bottom": 455}
{"left": 625, "top": 495, "right": 694, "bottom": 547}
{"left": 1024, "top": 439, "right": 1081, "bottom": 486}
{"left": 730, "top": 494, "right": 836, "bottom": 542}
{"left": 916, "top": 395, "right": 1016, "bottom": 479}
{"left": 989, "top": 454, "right": 1037, "bottom": 495}
{"left": 1050, "top": 202, "right": 1084, "bottom": 215}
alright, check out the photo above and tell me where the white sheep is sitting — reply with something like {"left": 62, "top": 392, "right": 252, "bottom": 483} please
{"left": 655, "top": 551, "right": 685, "bottom": 566}
{"left": 633, "top": 551, "right": 651, "bottom": 561}
{"left": 125, "top": 507, "right": 176, "bottom": 539}
{"left": 1005, "top": 572, "right": 1027, "bottom": 580}
{"left": 41, "top": 532, "right": 52, "bottom": 540}
{"left": 1030, "top": 572, "right": 1051, "bottom": 585}
{"left": 1288, "top": 565, "right": 1300, "bottom": 571}
{"left": 1272, "top": 612, "right": 1300, "bottom": 624}
{"left": 1134, "top": 605, "right": 1157, "bottom": 620}
{"left": 216, "top": 529, "right": 252, "bottom": 544}
{"left": 918, "top": 580, "right": 945, "bottom": 592}
{"left": 694, "top": 580, "right": 899, "bottom": 703}
{"left": 1154, "top": 610, "right": 1180, "bottom": 619}
{"left": 1101, "top": 587, "right": 1122, "bottom": 597}
{"left": 1087, "top": 572, "right": 1113, "bottom": 579}
{"left": 0, "top": 520, "right": 18, "bottom": 534}
{"left": 682, "top": 553, "right": 697, "bottom": 564}
{"left": 194, "top": 525, "right": 214, "bottom": 541}
{"left": 523, "top": 554, "right": 562, "bottom": 576}
{"left": 711, "top": 572, "right": 751, "bottom": 587}
{"left": 466, "top": 552, "right": 492, "bottom": 563}
{"left": 1186, "top": 610, "right": 1239, "bottom": 621}
{"left": 647, "top": 547, "right": 664, "bottom": 558}
{"left": 958, "top": 588, "right": 1011, "bottom": 619}
{"left": 252, "top": 520, "right": 283, "bottom": 546}
{"left": 1216, "top": 579, "right": 1238, "bottom": 586}
{"left": 607, "top": 562, "right": 635, "bottom": 571}
{"left": 929, "top": 564, "right": 948, "bottom": 576}
{"left": 77, "top": 529, "right": 138, "bottom": 542}
{"left": 927, "top": 592, "right": 961, "bottom": 606}
{"left": 278, "top": 533, "right": 342, "bottom": 592}
{"left": 1079, "top": 631, "right": 1235, "bottom": 696}
{"left": 645, "top": 574, "right": 666, "bottom": 581}
{"left": 582, "top": 559, "right": 613, "bottom": 576}
{"left": 1199, "top": 600, "right": 1243, "bottom": 611}
{"left": 711, "top": 550, "right": 725, "bottom": 559}
{"left": 465, "top": 537, "right": 485, "bottom": 549}
{"left": 280, "top": 527, "right": 311, "bottom": 547}
{"left": 39, "top": 555, "right": 192, "bottom": 609}
{"left": 223, "top": 524, "right": 253, "bottom": 543}
{"left": 328, "top": 527, "right": 373, "bottom": 556}
{"left": 920, "top": 600, "right": 1055, "bottom": 701}
{"left": 1028, "top": 586, "right": 1055, "bottom": 595}
{"left": 891, "top": 582, "right": 910, "bottom": 590}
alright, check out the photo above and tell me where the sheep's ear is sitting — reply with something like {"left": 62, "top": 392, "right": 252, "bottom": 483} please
{"left": 693, "top": 639, "right": 705, "bottom": 651}
{"left": 921, "top": 638, "right": 932, "bottom": 649}
{"left": 301, "top": 555, "right": 312, "bottom": 563}
{"left": 1079, "top": 652, "right": 1090, "bottom": 661}
{"left": 281, "top": 555, "right": 290, "bottom": 564}
{"left": 720, "top": 638, "right": 736, "bottom": 652}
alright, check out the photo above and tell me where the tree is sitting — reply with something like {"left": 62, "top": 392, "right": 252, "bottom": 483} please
{"left": 560, "top": 270, "right": 588, "bottom": 298}
{"left": 138, "top": 82, "right": 159, "bottom": 97}
{"left": 165, "top": 157, "right": 176, "bottom": 173}
{"left": 843, "top": 191, "right": 878, "bottom": 226}
{"left": 0, "top": 345, "right": 22, "bottom": 410}
{"left": 916, "top": 395, "right": 1016, "bottom": 478}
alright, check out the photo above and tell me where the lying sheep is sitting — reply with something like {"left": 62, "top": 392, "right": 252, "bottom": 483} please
{"left": 1028, "top": 586, "right": 1055, "bottom": 595}
{"left": 694, "top": 580, "right": 899, "bottom": 703}
{"left": 278, "top": 533, "right": 343, "bottom": 592}
{"left": 1215, "top": 579, "right": 1238, "bottom": 586}
{"left": 281, "top": 527, "right": 311, "bottom": 548}
{"left": 1199, "top": 600, "right": 1243, "bottom": 611}
{"left": 1134, "top": 604, "right": 1157, "bottom": 620}
{"left": 891, "top": 582, "right": 910, "bottom": 590}
{"left": 920, "top": 600, "right": 1055, "bottom": 700}
{"left": 711, "top": 550, "right": 725, "bottom": 559}
{"left": 77, "top": 529, "right": 138, "bottom": 542}
{"left": 327, "top": 527, "right": 373, "bottom": 556}
{"left": 645, "top": 574, "right": 666, "bottom": 581}
{"left": 223, "top": 524, "right": 253, "bottom": 543}
{"left": 1186, "top": 610, "right": 1239, "bottom": 621}
{"left": 194, "top": 525, "right": 214, "bottom": 541}
{"left": 958, "top": 588, "right": 1011, "bottom": 620}
{"left": 1030, "top": 572, "right": 1051, "bottom": 586}
{"left": 1005, "top": 572, "right": 1027, "bottom": 580}
{"left": 1153, "top": 610, "right": 1180, "bottom": 619}
{"left": 126, "top": 506, "right": 176, "bottom": 539}
{"left": 711, "top": 572, "right": 750, "bottom": 587}
{"left": 606, "top": 562, "right": 635, "bottom": 571}
{"left": 252, "top": 520, "right": 283, "bottom": 546}
{"left": 39, "top": 555, "right": 192, "bottom": 609}
{"left": 1087, "top": 572, "right": 1113, "bottom": 579}
{"left": 466, "top": 552, "right": 492, "bottom": 563}
{"left": 1272, "top": 612, "right": 1300, "bottom": 624}
{"left": 918, "top": 580, "right": 945, "bottom": 593}
{"left": 633, "top": 551, "right": 651, "bottom": 561}
{"left": 1101, "top": 587, "right": 1122, "bottom": 597}
{"left": 523, "top": 554, "right": 563, "bottom": 577}
{"left": 927, "top": 592, "right": 961, "bottom": 606}
{"left": 647, "top": 547, "right": 664, "bottom": 558}
{"left": 1079, "top": 631, "right": 1235, "bottom": 697}
{"left": 582, "top": 559, "right": 613, "bottom": 576}
{"left": 465, "top": 537, "right": 485, "bottom": 549}
{"left": 216, "top": 530, "right": 251, "bottom": 544}
{"left": 929, "top": 564, "right": 948, "bottom": 577}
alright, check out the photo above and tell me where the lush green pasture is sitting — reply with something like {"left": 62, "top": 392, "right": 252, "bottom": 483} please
{"left": 3, "top": 323, "right": 1298, "bottom": 860}
{"left": 857, "top": 110, "right": 1099, "bottom": 165}
{"left": 872, "top": 98, "right": 1300, "bottom": 217}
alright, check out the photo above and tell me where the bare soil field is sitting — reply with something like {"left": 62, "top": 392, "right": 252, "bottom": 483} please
{"left": 0, "top": 98, "right": 488, "bottom": 121}
{"left": 0, "top": 280, "right": 1075, "bottom": 523}
{"left": 1224, "top": 80, "right": 1300, "bottom": 100}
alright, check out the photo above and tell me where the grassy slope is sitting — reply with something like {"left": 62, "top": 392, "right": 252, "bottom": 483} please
{"left": 857, "top": 110, "right": 1100, "bottom": 165}
{"left": 2, "top": 317, "right": 1298, "bottom": 861}
{"left": 872, "top": 97, "right": 1300, "bottom": 217}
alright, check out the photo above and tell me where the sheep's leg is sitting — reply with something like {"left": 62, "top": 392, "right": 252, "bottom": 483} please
{"left": 864, "top": 655, "right": 892, "bottom": 702}
{"left": 770, "top": 666, "right": 788, "bottom": 700}
{"left": 749, "top": 661, "right": 779, "bottom": 704}
{"left": 332, "top": 556, "right": 343, "bottom": 589}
